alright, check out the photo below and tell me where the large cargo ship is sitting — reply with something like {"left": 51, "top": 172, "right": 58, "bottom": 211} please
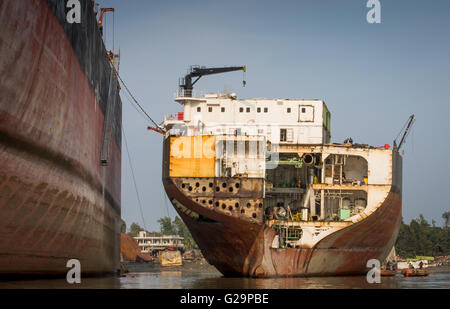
{"left": 0, "top": 0, "right": 121, "bottom": 276}
{"left": 162, "top": 67, "right": 403, "bottom": 277}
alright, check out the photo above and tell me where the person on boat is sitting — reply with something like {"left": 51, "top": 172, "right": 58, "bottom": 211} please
{"left": 408, "top": 263, "right": 415, "bottom": 269}
{"left": 265, "top": 208, "right": 274, "bottom": 220}
{"left": 419, "top": 261, "right": 424, "bottom": 269}
{"left": 392, "top": 261, "right": 397, "bottom": 271}
{"left": 385, "top": 261, "right": 391, "bottom": 270}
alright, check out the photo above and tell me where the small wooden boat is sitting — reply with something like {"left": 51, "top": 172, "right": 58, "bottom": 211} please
{"left": 380, "top": 269, "right": 397, "bottom": 276}
{"left": 402, "top": 268, "right": 430, "bottom": 277}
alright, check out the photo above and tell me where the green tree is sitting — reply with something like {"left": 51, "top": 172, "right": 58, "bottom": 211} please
{"left": 443, "top": 211, "right": 450, "bottom": 229}
{"left": 395, "top": 213, "right": 450, "bottom": 258}
{"left": 157, "top": 216, "right": 198, "bottom": 249}
{"left": 120, "top": 219, "right": 127, "bottom": 234}
{"left": 396, "top": 218, "right": 414, "bottom": 257}
{"left": 128, "top": 222, "right": 143, "bottom": 237}
{"left": 157, "top": 216, "right": 176, "bottom": 235}
{"left": 173, "top": 216, "right": 198, "bottom": 249}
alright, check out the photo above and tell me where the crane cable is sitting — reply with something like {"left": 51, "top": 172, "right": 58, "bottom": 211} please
{"left": 394, "top": 114, "right": 415, "bottom": 149}
{"left": 122, "top": 123, "right": 148, "bottom": 232}
{"left": 394, "top": 117, "right": 410, "bottom": 143}
{"left": 109, "top": 59, "right": 162, "bottom": 130}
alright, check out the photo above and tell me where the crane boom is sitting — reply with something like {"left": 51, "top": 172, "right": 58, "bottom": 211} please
{"left": 98, "top": 8, "right": 114, "bottom": 27}
{"left": 179, "top": 65, "right": 246, "bottom": 97}
{"left": 97, "top": 8, "right": 114, "bottom": 37}
{"left": 395, "top": 114, "right": 415, "bottom": 151}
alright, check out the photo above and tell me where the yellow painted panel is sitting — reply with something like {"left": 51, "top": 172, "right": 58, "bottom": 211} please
{"left": 169, "top": 136, "right": 215, "bottom": 177}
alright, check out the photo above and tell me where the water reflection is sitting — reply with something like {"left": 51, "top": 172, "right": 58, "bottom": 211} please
{"left": 0, "top": 266, "right": 448, "bottom": 289}
{"left": 184, "top": 274, "right": 401, "bottom": 289}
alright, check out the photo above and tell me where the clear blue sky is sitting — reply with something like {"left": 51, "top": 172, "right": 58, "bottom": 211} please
{"left": 97, "top": 0, "right": 450, "bottom": 231}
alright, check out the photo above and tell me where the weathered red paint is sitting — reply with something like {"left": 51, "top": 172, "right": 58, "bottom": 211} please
{"left": 0, "top": 0, "right": 121, "bottom": 276}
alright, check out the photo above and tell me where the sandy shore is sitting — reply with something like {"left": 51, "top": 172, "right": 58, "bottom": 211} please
{"left": 123, "top": 260, "right": 220, "bottom": 274}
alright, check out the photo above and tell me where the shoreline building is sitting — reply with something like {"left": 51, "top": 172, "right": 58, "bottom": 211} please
{"left": 134, "top": 231, "right": 185, "bottom": 254}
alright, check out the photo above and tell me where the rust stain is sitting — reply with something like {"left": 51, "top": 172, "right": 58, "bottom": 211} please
{"left": 162, "top": 136, "right": 403, "bottom": 277}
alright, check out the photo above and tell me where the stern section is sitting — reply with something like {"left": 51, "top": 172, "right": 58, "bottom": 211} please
{"left": 162, "top": 134, "right": 402, "bottom": 277}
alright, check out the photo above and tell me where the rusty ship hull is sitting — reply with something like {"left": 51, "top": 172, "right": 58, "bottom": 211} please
{"left": 162, "top": 115, "right": 402, "bottom": 277}
{"left": 0, "top": 0, "right": 121, "bottom": 276}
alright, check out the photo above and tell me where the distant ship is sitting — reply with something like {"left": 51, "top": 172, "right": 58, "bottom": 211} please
{"left": 0, "top": 0, "right": 121, "bottom": 276}
{"left": 161, "top": 66, "right": 406, "bottom": 277}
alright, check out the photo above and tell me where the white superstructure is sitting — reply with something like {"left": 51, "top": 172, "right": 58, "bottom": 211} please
{"left": 166, "top": 93, "right": 331, "bottom": 145}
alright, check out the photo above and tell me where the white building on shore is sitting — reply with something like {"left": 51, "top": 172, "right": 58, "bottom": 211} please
{"left": 134, "top": 231, "right": 185, "bottom": 254}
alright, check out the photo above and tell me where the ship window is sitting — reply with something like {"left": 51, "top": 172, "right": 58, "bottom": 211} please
{"left": 302, "top": 108, "right": 306, "bottom": 113}
{"left": 280, "top": 129, "right": 287, "bottom": 142}
{"left": 208, "top": 107, "right": 212, "bottom": 112}
{"left": 264, "top": 107, "right": 268, "bottom": 113}
{"left": 246, "top": 107, "right": 250, "bottom": 113}
{"left": 239, "top": 107, "right": 244, "bottom": 113}
{"left": 221, "top": 107, "right": 225, "bottom": 112}
{"left": 197, "top": 107, "right": 201, "bottom": 112}
{"left": 287, "top": 108, "right": 291, "bottom": 113}
{"left": 257, "top": 107, "right": 261, "bottom": 113}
